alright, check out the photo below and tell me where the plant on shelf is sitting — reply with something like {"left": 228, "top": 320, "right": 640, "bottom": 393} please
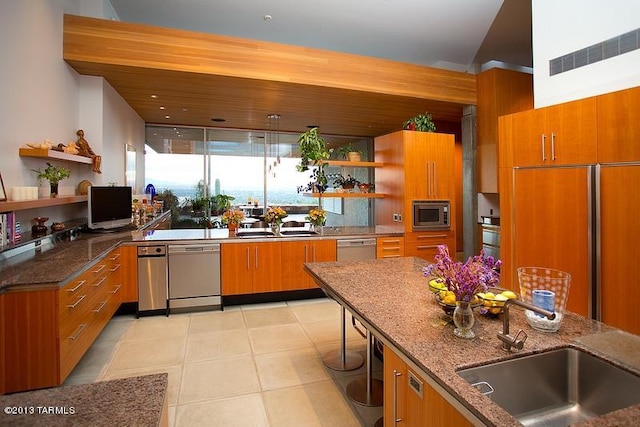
{"left": 337, "top": 143, "right": 362, "bottom": 162}
{"left": 210, "top": 194, "right": 235, "bottom": 215}
{"left": 221, "top": 208, "right": 245, "bottom": 231}
{"left": 32, "top": 162, "right": 70, "bottom": 197}
{"left": 403, "top": 112, "right": 436, "bottom": 132}
{"left": 296, "top": 127, "right": 332, "bottom": 193}
{"left": 297, "top": 168, "right": 328, "bottom": 194}
{"left": 329, "top": 173, "right": 360, "bottom": 191}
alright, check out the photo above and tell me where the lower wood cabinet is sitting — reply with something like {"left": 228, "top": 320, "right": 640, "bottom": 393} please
{"left": 384, "top": 345, "right": 472, "bottom": 427}
{"left": 2, "top": 248, "right": 122, "bottom": 393}
{"left": 281, "top": 240, "right": 336, "bottom": 290}
{"left": 221, "top": 241, "right": 282, "bottom": 295}
{"left": 376, "top": 236, "right": 405, "bottom": 259}
{"left": 404, "top": 230, "right": 456, "bottom": 262}
{"left": 118, "top": 245, "right": 138, "bottom": 303}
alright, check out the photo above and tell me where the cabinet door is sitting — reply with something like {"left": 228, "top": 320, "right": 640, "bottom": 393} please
{"left": 281, "top": 241, "right": 312, "bottom": 291}
{"left": 118, "top": 245, "right": 138, "bottom": 303}
{"left": 252, "top": 242, "right": 282, "bottom": 293}
{"left": 599, "top": 164, "right": 640, "bottom": 334}
{"left": 376, "top": 236, "right": 405, "bottom": 258}
{"left": 597, "top": 86, "right": 640, "bottom": 162}
{"left": 404, "top": 132, "right": 454, "bottom": 201}
{"left": 512, "top": 167, "right": 591, "bottom": 316}
{"left": 384, "top": 345, "right": 408, "bottom": 425}
{"left": 221, "top": 243, "right": 252, "bottom": 295}
{"left": 423, "top": 380, "right": 473, "bottom": 427}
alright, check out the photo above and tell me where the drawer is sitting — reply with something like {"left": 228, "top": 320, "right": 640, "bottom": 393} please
{"left": 405, "top": 230, "right": 455, "bottom": 244}
{"left": 376, "top": 237, "right": 405, "bottom": 258}
{"left": 482, "top": 227, "right": 500, "bottom": 246}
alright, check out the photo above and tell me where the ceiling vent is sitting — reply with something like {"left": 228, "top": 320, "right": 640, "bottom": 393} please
{"left": 549, "top": 28, "right": 639, "bottom": 76}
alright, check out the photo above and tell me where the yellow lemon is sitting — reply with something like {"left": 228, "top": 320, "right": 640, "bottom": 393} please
{"left": 494, "top": 294, "right": 508, "bottom": 307}
{"left": 443, "top": 294, "right": 457, "bottom": 305}
{"left": 501, "top": 290, "right": 517, "bottom": 300}
{"left": 484, "top": 292, "right": 496, "bottom": 300}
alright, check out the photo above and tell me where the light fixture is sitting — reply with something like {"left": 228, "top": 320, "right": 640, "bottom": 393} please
{"left": 267, "top": 114, "right": 281, "bottom": 177}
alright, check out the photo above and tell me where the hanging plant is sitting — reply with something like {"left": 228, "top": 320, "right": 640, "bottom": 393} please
{"left": 296, "top": 127, "right": 332, "bottom": 193}
{"left": 402, "top": 113, "right": 436, "bottom": 132}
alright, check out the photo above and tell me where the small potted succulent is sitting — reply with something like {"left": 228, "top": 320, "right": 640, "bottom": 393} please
{"left": 403, "top": 112, "right": 436, "bottom": 132}
{"left": 32, "top": 162, "right": 70, "bottom": 198}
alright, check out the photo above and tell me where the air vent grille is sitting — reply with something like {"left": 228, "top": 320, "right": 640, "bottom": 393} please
{"left": 550, "top": 28, "right": 639, "bottom": 76}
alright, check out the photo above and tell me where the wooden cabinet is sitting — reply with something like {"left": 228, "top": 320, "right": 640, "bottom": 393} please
{"left": 118, "top": 245, "right": 138, "bottom": 303}
{"left": 375, "top": 131, "right": 456, "bottom": 247}
{"left": 476, "top": 68, "right": 533, "bottom": 193}
{"left": 599, "top": 164, "right": 640, "bottom": 334}
{"left": 500, "top": 97, "right": 597, "bottom": 168}
{"left": 383, "top": 345, "right": 472, "bottom": 427}
{"left": 2, "top": 247, "right": 123, "bottom": 393}
{"left": 221, "top": 242, "right": 281, "bottom": 295}
{"left": 597, "top": 86, "right": 640, "bottom": 162}
{"left": 404, "top": 230, "right": 456, "bottom": 263}
{"left": 376, "top": 236, "right": 405, "bottom": 259}
{"left": 281, "top": 239, "right": 336, "bottom": 291}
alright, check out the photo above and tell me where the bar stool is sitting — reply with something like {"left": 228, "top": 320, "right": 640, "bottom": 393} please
{"left": 322, "top": 306, "right": 364, "bottom": 371}
{"left": 346, "top": 327, "right": 383, "bottom": 407}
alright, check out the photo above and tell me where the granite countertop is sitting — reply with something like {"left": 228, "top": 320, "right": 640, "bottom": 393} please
{"left": 0, "top": 223, "right": 400, "bottom": 291}
{"left": 0, "top": 373, "right": 167, "bottom": 426}
{"left": 304, "top": 257, "right": 640, "bottom": 427}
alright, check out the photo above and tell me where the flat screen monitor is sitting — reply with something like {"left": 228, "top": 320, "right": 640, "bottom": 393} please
{"left": 87, "top": 186, "right": 133, "bottom": 230}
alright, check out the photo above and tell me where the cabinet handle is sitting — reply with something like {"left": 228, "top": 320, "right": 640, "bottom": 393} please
{"left": 416, "top": 234, "right": 447, "bottom": 239}
{"left": 93, "top": 277, "right": 107, "bottom": 287}
{"left": 312, "top": 245, "right": 316, "bottom": 261}
{"left": 304, "top": 245, "right": 308, "bottom": 263}
{"left": 67, "top": 280, "right": 86, "bottom": 293}
{"left": 383, "top": 254, "right": 401, "bottom": 258}
{"left": 68, "top": 324, "right": 87, "bottom": 341}
{"left": 255, "top": 247, "right": 259, "bottom": 269}
{"left": 417, "top": 245, "right": 439, "bottom": 250}
{"left": 110, "top": 264, "right": 121, "bottom": 273}
{"left": 246, "top": 247, "right": 250, "bottom": 270}
{"left": 382, "top": 247, "right": 400, "bottom": 251}
{"left": 551, "top": 132, "right": 556, "bottom": 160}
{"left": 109, "top": 253, "right": 121, "bottom": 261}
{"left": 93, "top": 301, "right": 107, "bottom": 313}
{"left": 92, "top": 264, "right": 106, "bottom": 274}
{"left": 384, "top": 239, "right": 401, "bottom": 244}
{"left": 67, "top": 294, "right": 86, "bottom": 309}
{"left": 393, "top": 369, "right": 403, "bottom": 425}
{"left": 426, "top": 161, "right": 431, "bottom": 197}
{"left": 541, "top": 134, "right": 547, "bottom": 161}
{"left": 110, "top": 284, "right": 122, "bottom": 294}
{"left": 432, "top": 161, "right": 437, "bottom": 198}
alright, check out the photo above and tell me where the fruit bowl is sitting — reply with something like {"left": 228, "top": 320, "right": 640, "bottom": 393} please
{"left": 428, "top": 278, "right": 447, "bottom": 293}
{"left": 477, "top": 288, "right": 518, "bottom": 316}
{"left": 435, "top": 291, "right": 481, "bottom": 316}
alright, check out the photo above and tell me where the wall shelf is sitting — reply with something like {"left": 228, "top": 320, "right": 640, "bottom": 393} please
{"left": 303, "top": 192, "right": 384, "bottom": 198}
{"left": 19, "top": 148, "right": 93, "bottom": 165}
{"left": 0, "top": 196, "right": 88, "bottom": 213}
{"left": 323, "top": 160, "right": 383, "bottom": 168}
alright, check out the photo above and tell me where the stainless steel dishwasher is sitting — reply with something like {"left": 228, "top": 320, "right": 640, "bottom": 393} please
{"left": 336, "top": 238, "right": 377, "bottom": 261}
{"left": 168, "top": 243, "right": 221, "bottom": 312}
{"left": 137, "top": 245, "right": 168, "bottom": 316}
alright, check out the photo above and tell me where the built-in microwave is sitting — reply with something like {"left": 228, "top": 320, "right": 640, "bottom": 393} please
{"left": 412, "top": 200, "right": 450, "bottom": 230}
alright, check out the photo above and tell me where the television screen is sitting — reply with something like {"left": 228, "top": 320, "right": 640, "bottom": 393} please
{"left": 87, "top": 186, "right": 133, "bottom": 230}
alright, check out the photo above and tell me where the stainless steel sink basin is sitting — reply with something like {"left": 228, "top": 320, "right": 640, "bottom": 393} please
{"left": 235, "top": 230, "right": 275, "bottom": 238}
{"left": 279, "top": 230, "right": 319, "bottom": 237}
{"left": 457, "top": 347, "right": 640, "bottom": 426}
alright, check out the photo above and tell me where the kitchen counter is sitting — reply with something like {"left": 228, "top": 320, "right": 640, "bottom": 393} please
{"left": 0, "top": 373, "right": 168, "bottom": 426}
{"left": 303, "top": 257, "right": 640, "bottom": 426}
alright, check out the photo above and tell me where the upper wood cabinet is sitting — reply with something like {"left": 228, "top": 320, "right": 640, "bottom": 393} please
{"left": 476, "top": 68, "right": 533, "bottom": 193}
{"left": 597, "top": 86, "right": 640, "bottom": 162}
{"left": 500, "top": 97, "right": 597, "bottom": 168}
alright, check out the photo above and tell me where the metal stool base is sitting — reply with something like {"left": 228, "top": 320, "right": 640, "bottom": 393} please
{"left": 373, "top": 417, "right": 384, "bottom": 427}
{"left": 323, "top": 349, "right": 364, "bottom": 371}
{"left": 346, "top": 377, "right": 384, "bottom": 407}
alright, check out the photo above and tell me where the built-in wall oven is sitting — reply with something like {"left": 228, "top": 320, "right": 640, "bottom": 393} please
{"left": 412, "top": 200, "right": 451, "bottom": 230}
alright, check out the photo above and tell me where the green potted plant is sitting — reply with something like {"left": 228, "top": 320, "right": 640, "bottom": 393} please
{"left": 337, "top": 143, "right": 363, "bottom": 162}
{"left": 32, "top": 162, "right": 70, "bottom": 198}
{"left": 210, "top": 194, "right": 235, "bottom": 215}
{"left": 330, "top": 173, "right": 360, "bottom": 192}
{"left": 403, "top": 112, "right": 436, "bottom": 132}
{"left": 296, "top": 127, "right": 332, "bottom": 193}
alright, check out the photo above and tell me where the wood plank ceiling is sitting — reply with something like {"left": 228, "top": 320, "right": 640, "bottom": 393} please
{"left": 63, "top": 15, "right": 477, "bottom": 139}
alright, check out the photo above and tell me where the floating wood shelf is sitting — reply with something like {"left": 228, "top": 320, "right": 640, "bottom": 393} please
{"left": 0, "top": 196, "right": 88, "bottom": 213}
{"left": 303, "top": 192, "right": 384, "bottom": 198}
{"left": 19, "top": 148, "right": 93, "bottom": 165}
{"left": 323, "top": 160, "right": 383, "bottom": 168}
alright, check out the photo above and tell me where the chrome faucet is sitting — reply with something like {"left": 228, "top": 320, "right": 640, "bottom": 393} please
{"left": 497, "top": 299, "right": 556, "bottom": 351}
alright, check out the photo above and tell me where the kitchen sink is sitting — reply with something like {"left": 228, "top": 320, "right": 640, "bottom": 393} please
{"left": 457, "top": 347, "right": 640, "bottom": 426}
{"left": 235, "top": 230, "right": 275, "bottom": 238}
{"left": 279, "top": 230, "right": 319, "bottom": 237}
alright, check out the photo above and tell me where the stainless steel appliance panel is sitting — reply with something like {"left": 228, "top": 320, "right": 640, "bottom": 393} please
{"left": 168, "top": 243, "right": 221, "bottom": 310}
{"left": 336, "top": 238, "right": 377, "bottom": 261}
{"left": 412, "top": 199, "right": 451, "bottom": 230}
{"left": 137, "top": 245, "right": 168, "bottom": 314}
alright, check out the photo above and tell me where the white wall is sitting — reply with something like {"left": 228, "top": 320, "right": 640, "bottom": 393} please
{"left": 532, "top": 0, "right": 640, "bottom": 107}
{"left": 0, "top": 0, "right": 144, "bottom": 226}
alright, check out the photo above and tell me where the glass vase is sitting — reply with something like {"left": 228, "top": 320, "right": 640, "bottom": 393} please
{"left": 270, "top": 222, "right": 281, "bottom": 235}
{"left": 453, "top": 301, "right": 475, "bottom": 339}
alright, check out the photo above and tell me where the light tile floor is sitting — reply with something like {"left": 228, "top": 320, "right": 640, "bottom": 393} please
{"left": 65, "top": 298, "right": 384, "bottom": 426}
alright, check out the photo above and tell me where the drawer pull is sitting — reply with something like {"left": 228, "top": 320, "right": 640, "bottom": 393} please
{"left": 416, "top": 234, "right": 447, "bottom": 239}
{"left": 67, "top": 295, "right": 86, "bottom": 309}
{"left": 110, "top": 264, "right": 121, "bottom": 273}
{"left": 93, "top": 301, "right": 107, "bottom": 313}
{"left": 110, "top": 284, "right": 122, "bottom": 294}
{"left": 383, "top": 255, "right": 401, "bottom": 258}
{"left": 382, "top": 247, "right": 400, "bottom": 251}
{"left": 417, "top": 245, "right": 439, "bottom": 250}
{"left": 93, "top": 277, "right": 107, "bottom": 287}
{"left": 67, "top": 280, "right": 86, "bottom": 293}
{"left": 92, "top": 264, "right": 106, "bottom": 274}
{"left": 383, "top": 239, "right": 401, "bottom": 244}
{"left": 68, "top": 324, "right": 87, "bottom": 340}
{"left": 109, "top": 253, "right": 121, "bottom": 261}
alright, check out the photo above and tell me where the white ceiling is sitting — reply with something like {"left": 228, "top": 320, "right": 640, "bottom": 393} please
{"left": 109, "top": 0, "right": 532, "bottom": 73}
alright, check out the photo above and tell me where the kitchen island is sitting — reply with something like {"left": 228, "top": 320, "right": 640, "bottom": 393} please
{"left": 304, "top": 257, "right": 640, "bottom": 426}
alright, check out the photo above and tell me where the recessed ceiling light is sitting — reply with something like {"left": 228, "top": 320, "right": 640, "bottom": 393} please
{"left": 307, "top": 124, "right": 319, "bottom": 129}
{"left": 159, "top": 106, "right": 165, "bottom": 110}
{"left": 211, "top": 118, "right": 226, "bottom": 122}
{"left": 263, "top": 15, "right": 272, "bottom": 21}
{"left": 182, "top": 108, "right": 188, "bottom": 112}
{"left": 165, "top": 115, "right": 170, "bottom": 119}
{"left": 150, "top": 94, "right": 158, "bottom": 99}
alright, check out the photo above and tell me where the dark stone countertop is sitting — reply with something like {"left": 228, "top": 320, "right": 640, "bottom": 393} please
{"left": 0, "top": 373, "right": 168, "bottom": 426}
{"left": 304, "top": 257, "right": 640, "bottom": 427}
